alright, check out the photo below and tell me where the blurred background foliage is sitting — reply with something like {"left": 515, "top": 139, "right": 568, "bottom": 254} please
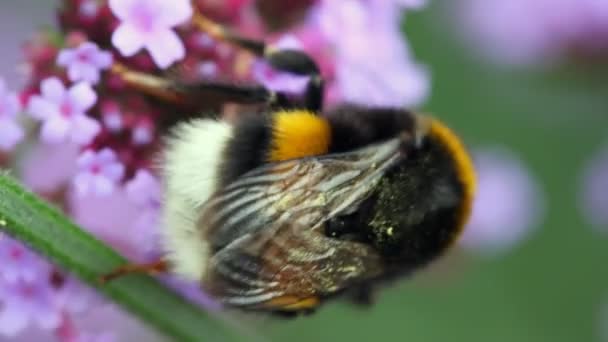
{"left": 1, "top": 1, "right": 607, "bottom": 341}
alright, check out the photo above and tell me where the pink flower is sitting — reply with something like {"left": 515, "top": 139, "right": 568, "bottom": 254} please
{"left": 125, "top": 170, "right": 161, "bottom": 254}
{"left": 74, "top": 148, "right": 125, "bottom": 196}
{"left": 0, "top": 235, "right": 45, "bottom": 284}
{"left": 27, "top": 77, "right": 100, "bottom": 145}
{"left": 57, "top": 42, "right": 113, "bottom": 84}
{"left": 109, "top": 0, "right": 192, "bottom": 69}
{"left": 318, "top": 1, "right": 430, "bottom": 107}
{"left": 0, "top": 277, "right": 62, "bottom": 337}
{"left": 579, "top": 142, "right": 608, "bottom": 233}
{"left": 0, "top": 78, "right": 24, "bottom": 151}
{"left": 460, "top": 147, "right": 545, "bottom": 256}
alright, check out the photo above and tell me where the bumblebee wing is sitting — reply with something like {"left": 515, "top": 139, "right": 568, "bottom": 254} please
{"left": 199, "top": 137, "right": 405, "bottom": 310}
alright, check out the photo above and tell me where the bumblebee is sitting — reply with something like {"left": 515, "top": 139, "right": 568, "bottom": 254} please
{"left": 102, "top": 12, "right": 476, "bottom": 314}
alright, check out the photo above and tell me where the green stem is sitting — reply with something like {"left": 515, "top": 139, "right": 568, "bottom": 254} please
{"left": 0, "top": 172, "right": 242, "bottom": 342}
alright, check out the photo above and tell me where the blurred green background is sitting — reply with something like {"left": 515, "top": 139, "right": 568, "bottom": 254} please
{"left": 264, "top": 2, "right": 608, "bottom": 342}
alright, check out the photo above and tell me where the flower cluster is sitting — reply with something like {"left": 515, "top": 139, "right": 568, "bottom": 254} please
{"left": 454, "top": 0, "right": 608, "bottom": 66}
{"left": 1, "top": 0, "right": 433, "bottom": 339}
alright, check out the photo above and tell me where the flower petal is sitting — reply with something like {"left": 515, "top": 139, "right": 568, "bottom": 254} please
{"left": 56, "top": 49, "right": 75, "bottom": 67}
{"left": 157, "top": 0, "right": 193, "bottom": 27}
{"left": 104, "top": 163, "right": 125, "bottom": 182}
{"left": 93, "top": 175, "right": 115, "bottom": 196}
{"left": 111, "top": 23, "right": 146, "bottom": 57}
{"left": 0, "top": 303, "right": 29, "bottom": 337}
{"left": 74, "top": 172, "right": 93, "bottom": 196}
{"left": 40, "top": 117, "right": 71, "bottom": 144}
{"left": 77, "top": 150, "right": 96, "bottom": 169}
{"left": 93, "top": 50, "right": 114, "bottom": 69}
{"left": 70, "top": 115, "right": 101, "bottom": 145}
{"left": 145, "top": 29, "right": 185, "bottom": 69}
{"left": 68, "top": 82, "right": 97, "bottom": 112}
{"left": 0, "top": 120, "right": 24, "bottom": 151}
{"left": 68, "top": 63, "right": 100, "bottom": 84}
{"left": 27, "top": 96, "right": 57, "bottom": 120}
{"left": 40, "top": 77, "right": 66, "bottom": 103}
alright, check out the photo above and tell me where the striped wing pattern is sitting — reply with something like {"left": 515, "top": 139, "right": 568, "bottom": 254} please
{"left": 199, "top": 138, "right": 403, "bottom": 309}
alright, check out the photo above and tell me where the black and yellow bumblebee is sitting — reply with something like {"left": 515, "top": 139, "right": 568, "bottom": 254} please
{"left": 103, "top": 12, "right": 476, "bottom": 314}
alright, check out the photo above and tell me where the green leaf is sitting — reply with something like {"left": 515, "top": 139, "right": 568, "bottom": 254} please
{"left": 0, "top": 172, "right": 243, "bottom": 342}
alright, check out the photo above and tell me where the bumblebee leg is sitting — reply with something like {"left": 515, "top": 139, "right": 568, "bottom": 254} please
{"left": 192, "top": 11, "right": 324, "bottom": 112}
{"left": 99, "top": 259, "right": 169, "bottom": 284}
{"left": 111, "top": 62, "right": 289, "bottom": 111}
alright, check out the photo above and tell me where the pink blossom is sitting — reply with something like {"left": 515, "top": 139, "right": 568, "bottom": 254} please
{"left": 460, "top": 147, "right": 545, "bottom": 256}
{"left": 579, "top": 142, "right": 608, "bottom": 233}
{"left": 125, "top": 170, "right": 161, "bottom": 254}
{"left": 318, "top": 1, "right": 430, "bottom": 107}
{"left": 57, "top": 42, "right": 113, "bottom": 84}
{"left": 27, "top": 77, "right": 100, "bottom": 145}
{"left": 74, "top": 148, "right": 125, "bottom": 196}
{"left": 0, "top": 235, "right": 45, "bottom": 284}
{"left": 455, "top": 0, "right": 608, "bottom": 66}
{"left": 0, "top": 78, "right": 24, "bottom": 151}
{"left": 109, "top": 0, "right": 192, "bottom": 69}
{"left": 0, "top": 277, "right": 62, "bottom": 337}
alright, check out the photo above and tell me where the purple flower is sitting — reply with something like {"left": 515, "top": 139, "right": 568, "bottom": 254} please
{"left": 57, "top": 42, "right": 113, "bottom": 84}
{"left": 579, "top": 142, "right": 608, "bottom": 232}
{"left": 454, "top": 0, "right": 608, "bottom": 66}
{"left": 109, "top": 0, "right": 192, "bottom": 69}
{"left": 27, "top": 77, "right": 100, "bottom": 145}
{"left": 318, "top": 1, "right": 430, "bottom": 107}
{"left": 75, "top": 331, "right": 117, "bottom": 342}
{"left": 74, "top": 148, "right": 125, "bottom": 196}
{"left": 125, "top": 170, "right": 161, "bottom": 254}
{"left": 21, "top": 143, "right": 80, "bottom": 193}
{"left": 0, "top": 78, "right": 24, "bottom": 151}
{"left": 460, "top": 147, "right": 545, "bottom": 256}
{"left": 0, "top": 277, "right": 61, "bottom": 337}
{"left": 0, "top": 235, "right": 45, "bottom": 284}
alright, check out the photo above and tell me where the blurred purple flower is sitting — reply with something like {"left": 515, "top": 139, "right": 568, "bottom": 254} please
{"left": 0, "top": 277, "right": 61, "bottom": 337}
{"left": 21, "top": 143, "right": 79, "bottom": 193}
{"left": 74, "top": 148, "right": 125, "bottom": 197}
{"left": 454, "top": 0, "right": 608, "bottom": 66}
{"left": 0, "top": 78, "right": 24, "bottom": 152}
{"left": 79, "top": 0, "right": 101, "bottom": 18}
{"left": 0, "top": 235, "right": 44, "bottom": 284}
{"left": 57, "top": 42, "right": 113, "bottom": 84}
{"left": 27, "top": 77, "right": 100, "bottom": 145}
{"left": 125, "top": 170, "right": 161, "bottom": 253}
{"left": 75, "top": 331, "right": 117, "bottom": 342}
{"left": 579, "top": 142, "right": 608, "bottom": 232}
{"left": 109, "top": 0, "right": 192, "bottom": 69}
{"left": 460, "top": 147, "right": 545, "bottom": 256}
{"left": 318, "top": 0, "right": 429, "bottom": 107}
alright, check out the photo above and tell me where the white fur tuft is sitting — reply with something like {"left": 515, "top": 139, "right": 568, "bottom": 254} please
{"left": 161, "top": 119, "right": 233, "bottom": 281}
